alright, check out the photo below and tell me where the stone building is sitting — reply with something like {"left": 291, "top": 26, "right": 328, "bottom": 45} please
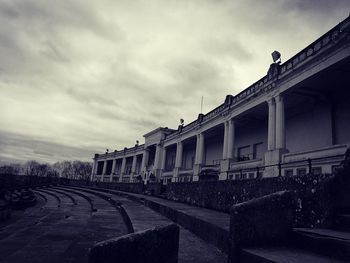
{"left": 91, "top": 16, "right": 350, "bottom": 183}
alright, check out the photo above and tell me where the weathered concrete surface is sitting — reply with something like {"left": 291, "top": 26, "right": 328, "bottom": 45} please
{"left": 89, "top": 224, "right": 179, "bottom": 263}
{"left": 0, "top": 188, "right": 128, "bottom": 263}
{"left": 69, "top": 186, "right": 230, "bottom": 253}
{"left": 61, "top": 186, "right": 228, "bottom": 263}
{"left": 228, "top": 191, "right": 295, "bottom": 263}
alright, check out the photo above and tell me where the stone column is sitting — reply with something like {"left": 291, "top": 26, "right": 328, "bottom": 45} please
{"left": 267, "top": 98, "right": 276, "bottom": 151}
{"left": 154, "top": 144, "right": 162, "bottom": 170}
{"left": 131, "top": 155, "right": 137, "bottom": 177}
{"left": 174, "top": 141, "right": 183, "bottom": 179}
{"left": 141, "top": 148, "right": 149, "bottom": 173}
{"left": 153, "top": 144, "right": 164, "bottom": 180}
{"left": 90, "top": 159, "right": 97, "bottom": 181}
{"left": 194, "top": 133, "right": 205, "bottom": 180}
{"left": 220, "top": 119, "right": 235, "bottom": 180}
{"left": 110, "top": 159, "right": 116, "bottom": 182}
{"left": 222, "top": 121, "right": 229, "bottom": 159}
{"left": 198, "top": 133, "right": 205, "bottom": 165}
{"left": 195, "top": 134, "right": 200, "bottom": 164}
{"left": 227, "top": 119, "right": 235, "bottom": 159}
{"left": 264, "top": 96, "right": 288, "bottom": 177}
{"left": 101, "top": 160, "right": 107, "bottom": 182}
{"left": 119, "top": 157, "right": 126, "bottom": 182}
{"left": 275, "top": 95, "right": 286, "bottom": 149}
{"left": 161, "top": 147, "right": 167, "bottom": 170}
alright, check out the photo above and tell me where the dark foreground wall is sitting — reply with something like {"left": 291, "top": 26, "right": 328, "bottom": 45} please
{"left": 0, "top": 174, "right": 61, "bottom": 191}
{"left": 165, "top": 174, "right": 332, "bottom": 213}
{"left": 228, "top": 191, "right": 295, "bottom": 263}
{"left": 89, "top": 224, "right": 180, "bottom": 263}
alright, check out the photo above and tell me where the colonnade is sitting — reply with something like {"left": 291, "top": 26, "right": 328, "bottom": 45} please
{"left": 92, "top": 94, "right": 286, "bottom": 182}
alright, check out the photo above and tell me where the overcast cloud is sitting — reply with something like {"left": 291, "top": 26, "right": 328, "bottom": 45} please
{"left": 0, "top": 0, "right": 348, "bottom": 164}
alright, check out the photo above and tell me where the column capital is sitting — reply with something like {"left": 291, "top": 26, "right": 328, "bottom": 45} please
{"left": 267, "top": 97, "right": 275, "bottom": 105}
{"left": 274, "top": 94, "right": 284, "bottom": 103}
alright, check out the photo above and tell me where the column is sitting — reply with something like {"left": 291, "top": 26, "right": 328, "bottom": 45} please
{"left": 161, "top": 147, "right": 167, "bottom": 170}
{"left": 130, "top": 155, "right": 137, "bottom": 182}
{"left": 173, "top": 141, "right": 183, "bottom": 179}
{"left": 141, "top": 148, "right": 149, "bottom": 173}
{"left": 119, "top": 157, "right": 126, "bottom": 182}
{"left": 90, "top": 159, "right": 97, "bottom": 181}
{"left": 267, "top": 98, "right": 276, "bottom": 151}
{"left": 101, "top": 160, "right": 107, "bottom": 182}
{"left": 222, "top": 121, "right": 229, "bottom": 159}
{"left": 154, "top": 144, "right": 162, "bottom": 170}
{"left": 175, "top": 141, "right": 183, "bottom": 168}
{"left": 110, "top": 159, "right": 116, "bottom": 182}
{"left": 275, "top": 95, "right": 286, "bottom": 149}
{"left": 195, "top": 134, "right": 200, "bottom": 164}
{"left": 198, "top": 133, "right": 205, "bottom": 165}
{"left": 227, "top": 119, "right": 235, "bottom": 159}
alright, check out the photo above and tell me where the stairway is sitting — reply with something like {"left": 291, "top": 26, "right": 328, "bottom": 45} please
{"left": 239, "top": 210, "right": 350, "bottom": 263}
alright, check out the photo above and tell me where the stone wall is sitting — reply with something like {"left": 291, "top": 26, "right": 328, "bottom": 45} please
{"left": 166, "top": 174, "right": 329, "bottom": 210}
{"left": 0, "top": 174, "right": 60, "bottom": 191}
{"left": 165, "top": 174, "right": 334, "bottom": 228}
{"left": 89, "top": 224, "right": 179, "bottom": 263}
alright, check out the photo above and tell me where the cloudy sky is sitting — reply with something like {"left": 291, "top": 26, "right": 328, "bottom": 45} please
{"left": 0, "top": 0, "right": 348, "bottom": 164}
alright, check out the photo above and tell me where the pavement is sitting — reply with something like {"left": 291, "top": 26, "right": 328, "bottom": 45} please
{"left": 0, "top": 185, "right": 228, "bottom": 263}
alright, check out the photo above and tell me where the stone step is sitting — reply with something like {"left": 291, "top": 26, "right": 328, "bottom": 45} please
{"left": 240, "top": 246, "right": 347, "bottom": 263}
{"left": 293, "top": 228, "right": 350, "bottom": 261}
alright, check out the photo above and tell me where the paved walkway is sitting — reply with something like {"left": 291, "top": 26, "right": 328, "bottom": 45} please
{"left": 0, "top": 188, "right": 128, "bottom": 263}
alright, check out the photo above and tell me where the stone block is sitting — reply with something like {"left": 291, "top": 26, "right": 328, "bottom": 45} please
{"left": 228, "top": 191, "right": 295, "bottom": 263}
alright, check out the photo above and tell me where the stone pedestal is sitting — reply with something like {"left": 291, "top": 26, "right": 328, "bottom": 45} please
{"left": 264, "top": 148, "right": 289, "bottom": 177}
{"left": 193, "top": 164, "right": 202, "bottom": 177}
{"left": 219, "top": 159, "right": 232, "bottom": 180}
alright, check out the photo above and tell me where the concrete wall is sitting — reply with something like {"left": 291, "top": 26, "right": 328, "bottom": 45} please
{"left": 234, "top": 120, "right": 268, "bottom": 159}
{"left": 335, "top": 97, "right": 350, "bottom": 144}
{"left": 205, "top": 136, "right": 223, "bottom": 165}
{"left": 286, "top": 101, "right": 333, "bottom": 152}
{"left": 165, "top": 147, "right": 176, "bottom": 171}
{"left": 135, "top": 156, "right": 143, "bottom": 174}
{"left": 183, "top": 143, "right": 195, "bottom": 169}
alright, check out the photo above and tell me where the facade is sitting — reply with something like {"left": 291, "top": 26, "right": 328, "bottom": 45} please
{"left": 91, "top": 16, "right": 350, "bottom": 183}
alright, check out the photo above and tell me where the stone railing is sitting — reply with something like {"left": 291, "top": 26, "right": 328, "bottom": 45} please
{"left": 95, "top": 144, "right": 145, "bottom": 160}
{"left": 164, "top": 16, "right": 350, "bottom": 144}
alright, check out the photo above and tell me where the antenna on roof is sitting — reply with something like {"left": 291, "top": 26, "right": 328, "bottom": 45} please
{"left": 200, "top": 96, "right": 204, "bottom": 114}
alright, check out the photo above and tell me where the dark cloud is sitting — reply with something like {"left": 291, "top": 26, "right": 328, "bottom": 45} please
{"left": 0, "top": 131, "right": 95, "bottom": 163}
{"left": 0, "top": 0, "right": 348, "bottom": 163}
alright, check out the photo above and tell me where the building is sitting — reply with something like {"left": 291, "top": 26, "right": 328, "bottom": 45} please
{"left": 91, "top": 16, "right": 350, "bottom": 183}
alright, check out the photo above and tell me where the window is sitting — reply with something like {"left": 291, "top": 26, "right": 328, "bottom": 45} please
{"left": 297, "top": 168, "right": 307, "bottom": 176}
{"left": 253, "top": 142, "right": 264, "bottom": 159}
{"left": 285, "top": 169, "right": 293, "bottom": 177}
{"left": 238, "top": 145, "right": 251, "bottom": 161}
{"left": 248, "top": 173, "right": 255, "bottom": 179}
{"left": 332, "top": 165, "right": 341, "bottom": 173}
{"left": 311, "top": 167, "right": 322, "bottom": 175}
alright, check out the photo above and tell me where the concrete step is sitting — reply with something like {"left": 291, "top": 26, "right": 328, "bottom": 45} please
{"left": 240, "top": 246, "right": 347, "bottom": 263}
{"left": 69, "top": 185, "right": 231, "bottom": 253}
{"left": 293, "top": 228, "right": 350, "bottom": 261}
